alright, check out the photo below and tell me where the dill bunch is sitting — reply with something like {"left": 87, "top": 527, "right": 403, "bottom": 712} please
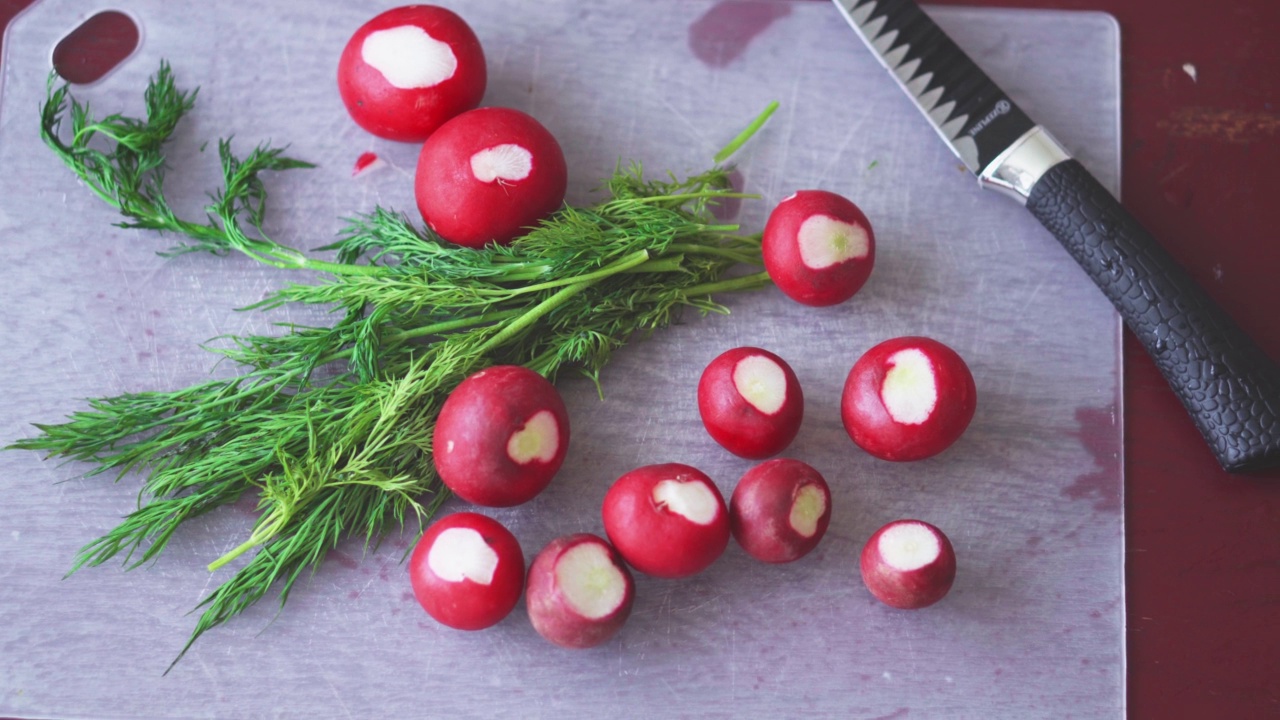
{"left": 14, "top": 62, "right": 776, "bottom": 669}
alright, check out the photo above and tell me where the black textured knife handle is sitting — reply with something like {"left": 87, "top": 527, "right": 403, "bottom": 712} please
{"left": 1026, "top": 159, "right": 1280, "bottom": 472}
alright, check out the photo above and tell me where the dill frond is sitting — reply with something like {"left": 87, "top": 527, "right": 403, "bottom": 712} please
{"left": 15, "top": 62, "right": 775, "bottom": 669}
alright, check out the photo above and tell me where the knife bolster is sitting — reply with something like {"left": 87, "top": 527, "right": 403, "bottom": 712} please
{"left": 978, "top": 125, "right": 1071, "bottom": 204}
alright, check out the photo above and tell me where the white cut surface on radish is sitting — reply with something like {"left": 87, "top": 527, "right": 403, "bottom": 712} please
{"left": 506, "top": 410, "right": 559, "bottom": 464}
{"left": 878, "top": 523, "right": 941, "bottom": 571}
{"left": 732, "top": 355, "right": 787, "bottom": 415}
{"left": 788, "top": 485, "right": 826, "bottom": 537}
{"left": 880, "top": 348, "right": 938, "bottom": 424}
{"left": 555, "top": 543, "right": 627, "bottom": 619}
{"left": 362, "top": 25, "right": 458, "bottom": 89}
{"left": 796, "top": 214, "right": 869, "bottom": 269}
{"left": 653, "top": 479, "right": 718, "bottom": 525}
{"left": 427, "top": 527, "right": 499, "bottom": 584}
{"left": 470, "top": 144, "right": 533, "bottom": 183}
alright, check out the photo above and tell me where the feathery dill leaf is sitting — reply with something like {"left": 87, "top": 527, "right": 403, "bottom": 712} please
{"left": 16, "top": 63, "right": 775, "bottom": 669}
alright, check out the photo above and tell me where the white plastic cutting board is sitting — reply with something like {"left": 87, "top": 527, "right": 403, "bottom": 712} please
{"left": 0, "top": 2, "right": 1123, "bottom": 718}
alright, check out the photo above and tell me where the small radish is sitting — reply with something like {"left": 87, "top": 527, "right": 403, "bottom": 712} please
{"left": 697, "top": 347, "right": 804, "bottom": 459}
{"left": 408, "top": 512, "right": 525, "bottom": 630}
{"left": 525, "top": 533, "right": 635, "bottom": 649}
{"left": 860, "top": 519, "right": 956, "bottom": 609}
{"left": 415, "top": 107, "right": 568, "bottom": 248}
{"left": 351, "top": 151, "right": 385, "bottom": 178}
{"left": 841, "top": 336, "right": 976, "bottom": 462}
{"left": 601, "top": 463, "right": 730, "bottom": 579}
{"left": 730, "top": 458, "right": 832, "bottom": 563}
{"left": 762, "top": 189, "right": 875, "bottom": 306}
{"left": 337, "top": 5, "right": 486, "bottom": 142}
{"left": 433, "top": 365, "right": 570, "bottom": 507}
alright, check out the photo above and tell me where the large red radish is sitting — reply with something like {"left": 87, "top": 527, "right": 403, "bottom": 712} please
{"left": 762, "top": 189, "right": 875, "bottom": 306}
{"left": 859, "top": 519, "right": 956, "bottom": 609}
{"left": 337, "top": 5, "right": 486, "bottom": 142}
{"left": 697, "top": 346, "right": 804, "bottom": 459}
{"left": 841, "top": 336, "right": 976, "bottom": 461}
{"left": 408, "top": 512, "right": 525, "bottom": 630}
{"left": 433, "top": 365, "right": 570, "bottom": 507}
{"left": 730, "top": 458, "right": 831, "bottom": 563}
{"left": 415, "top": 107, "right": 568, "bottom": 248}
{"left": 601, "top": 463, "right": 730, "bottom": 579}
{"left": 525, "top": 534, "right": 635, "bottom": 649}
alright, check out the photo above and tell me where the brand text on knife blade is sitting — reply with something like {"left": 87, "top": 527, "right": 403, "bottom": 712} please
{"left": 967, "top": 99, "right": 1012, "bottom": 138}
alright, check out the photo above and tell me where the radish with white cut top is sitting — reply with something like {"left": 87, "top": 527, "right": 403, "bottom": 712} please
{"left": 415, "top": 107, "right": 568, "bottom": 247}
{"left": 601, "top": 463, "right": 730, "bottom": 578}
{"left": 762, "top": 189, "right": 876, "bottom": 306}
{"left": 525, "top": 534, "right": 635, "bottom": 649}
{"left": 433, "top": 365, "right": 570, "bottom": 507}
{"left": 697, "top": 347, "right": 804, "bottom": 459}
{"left": 730, "top": 458, "right": 832, "bottom": 563}
{"left": 337, "top": 5, "right": 486, "bottom": 142}
{"left": 859, "top": 519, "right": 957, "bottom": 609}
{"left": 841, "top": 336, "right": 977, "bottom": 461}
{"left": 408, "top": 512, "right": 525, "bottom": 630}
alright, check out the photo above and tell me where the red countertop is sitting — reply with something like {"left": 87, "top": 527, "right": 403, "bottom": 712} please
{"left": 3, "top": 0, "right": 1276, "bottom": 717}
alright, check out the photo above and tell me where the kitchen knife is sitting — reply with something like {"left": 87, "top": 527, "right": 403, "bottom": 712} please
{"left": 831, "top": 0, "right": 1280, "bottom": 473}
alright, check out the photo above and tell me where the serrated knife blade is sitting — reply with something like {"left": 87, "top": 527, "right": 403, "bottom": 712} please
{"left": 831, "top": 0, "right": 1280, "bottom": 473}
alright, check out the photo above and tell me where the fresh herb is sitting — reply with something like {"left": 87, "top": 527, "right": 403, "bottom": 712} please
{"left": 16, "top": 63, "right": 775, "bottom": 670}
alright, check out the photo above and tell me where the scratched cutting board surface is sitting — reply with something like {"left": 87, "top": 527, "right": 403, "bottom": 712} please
{"left": 0, "top": 1, "right": 1122, "bottom": 718}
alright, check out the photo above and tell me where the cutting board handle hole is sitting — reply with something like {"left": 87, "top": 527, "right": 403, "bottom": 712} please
{"left": 52, "top": 11, "right": 140, "bottom": 85}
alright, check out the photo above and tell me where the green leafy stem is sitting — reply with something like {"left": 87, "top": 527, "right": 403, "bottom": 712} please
{"left": 19, "top": 61, "right": 777, "bottom": 670}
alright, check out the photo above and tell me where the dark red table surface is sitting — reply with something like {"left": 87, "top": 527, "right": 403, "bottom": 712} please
{"left": 3, "top": 0, "right": 1276, "bottom": 717}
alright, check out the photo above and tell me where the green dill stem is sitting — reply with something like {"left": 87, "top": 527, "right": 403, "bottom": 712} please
{"left": 623, "top": 257, "right": 686, "bottom": 274}
{"left": 208, "top": 510, "right": 284, "bottom": 571}
{"left": 251, "top": 307, "right": 531, "bottom": 372}
{"left": 486, "top": 266, "right": 554, "bottom": 283}
{"left": 680, "top": 270, "right": 773, "bottom": 297}
{"left": 623, "top": 193, "right": 757, "bottom": 206}
{"left": 305, "top": 307, "right": 529, "bottom": 365}
{"left": 476, "top": 248, "right": 660, "bottom": 353}
{"left": 478, "top": 281, "right": 600, "bottom": 357}
{"left": 382, "top": 308, "right": 527, "bottom": 345}
{"left": 479, "top": 249, "right": 651, "bottom": 297}
{"left": 218, "top": 215, "right": 386, "bottom": 277}
{"left": 714, "top": 101, "right": 780, "bottom": 163}
{"left": 666, "top": 242, "right": 763, "bottom": 265}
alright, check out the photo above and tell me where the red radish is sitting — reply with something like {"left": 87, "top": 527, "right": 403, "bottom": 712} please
{"left": 433, "top": 365, "right": 570, "bottom": 507}
{"left": 730, "top": 458, "right": 831, "bottom": 563}
{"left": 408, "top": 512, "right": 525, "bottom": 630}
{"left": 601, "top": 463, "right": 730, "bottom": 579}
{"left": 860, "top": 519, "right": 956, "bottom": 609}
{"left": 697, "top": 347, "right": 804, "bottom": 459}
{"left": 762, "top": 189, "right": 875, "bottom": 306}
{"left": 337, "top": 5, "right": 486, "bottom": 142}
{"left": 841, "top": 336, "right": 976, "bottom": 461}
{"left": 525, "top": 534, "right": 635, "bottom": 649}
{"left": 414, "top": 107, "right": 568, "bottom": 248}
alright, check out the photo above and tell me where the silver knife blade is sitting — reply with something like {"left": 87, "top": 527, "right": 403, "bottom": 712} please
{"left": 832, "top": 0, "right": 1040, "bottom": 175}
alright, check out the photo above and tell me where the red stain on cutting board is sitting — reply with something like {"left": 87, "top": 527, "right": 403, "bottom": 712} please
{"left": 1063, "top": 405, "right": 1122, "bottom": 513}
{"left": 689, "top": 1, "right": 791, "bottom": 68}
